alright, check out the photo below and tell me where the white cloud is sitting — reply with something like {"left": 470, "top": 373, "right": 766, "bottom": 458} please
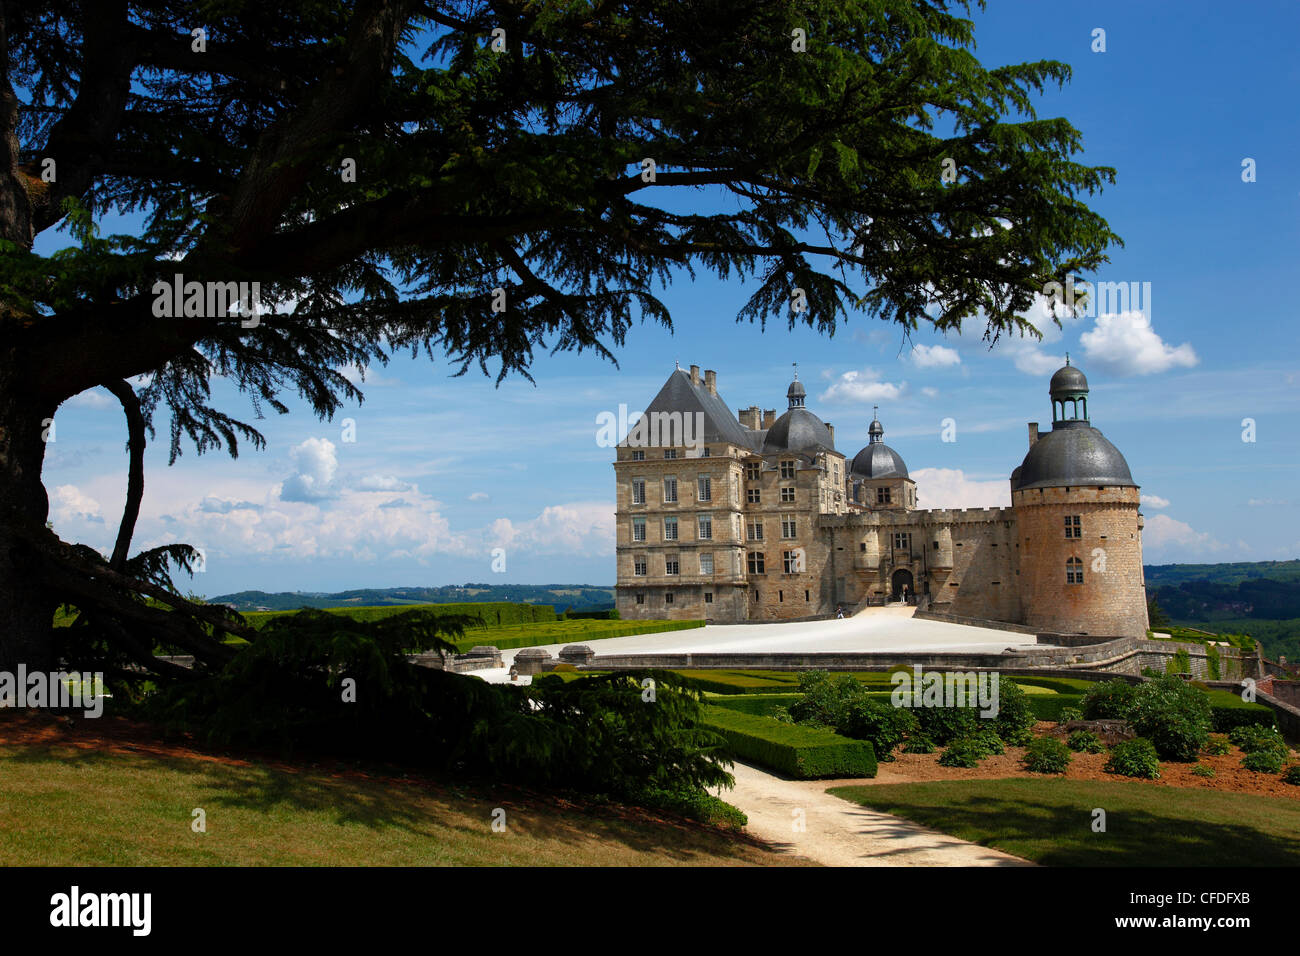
{"left": 51, "top": 484, "right": 105, "bottom": 524}
{"left": 485, "top": 502, "right": 615, "bottom": 557}
{"left": 1142, "top": 514, "right": 1224, "bottom": 556}
{"left": 910, "top": 344, "right": 960, "bottom": 369}
{"left": 920, "top": 387, "right": 939, "bottom": 399}
{"left": 819, "top": 370, "right": 906, "bottom": 405}
{"left": 1140, "top": 494, "right": 1170, "bottom": 509}
{"left": 1080, "top": 311, "right": 1198, "bottom": 375}
{"left": 354, "top": 474, "right": 413, "bottom": 493}
{"left": 279, "top": 437, "right": 339, "bottom": 502}
{"left": 909, "top": 468, "right": 1010, "bottom": 509}
{"left": 63, "top": 389, "right": 116, "bottom": 410}
{"left": 468, "top": 491, "right": 489, "bottom": 501}
{"left": 1248, "top": 498, "right": 1290, "bottom": 507}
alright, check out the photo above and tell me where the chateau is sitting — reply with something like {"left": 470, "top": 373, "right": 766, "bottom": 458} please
{"left": 613, "top": 360, "right": 1150, "bottom": 639}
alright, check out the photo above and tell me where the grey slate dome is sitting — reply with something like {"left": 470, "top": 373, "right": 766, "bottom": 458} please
{"left": 1013, "top": 360, "right": 1134, "bottom": 491}
{"left": 787, "top": 378, "right": 807, "bottom": 406}
{"left": 1012, "top": 422, "right": 1134, "bottom": 491}
{"left": 762, "top": 406, "right": 835, "bottom": 456}
{"left": 850, "top": 413, "right": 908, "bottom": 479}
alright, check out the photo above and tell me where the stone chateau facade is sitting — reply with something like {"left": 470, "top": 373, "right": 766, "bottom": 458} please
{"left": 613, "top": 360, "right": 1150, "bottom": 639}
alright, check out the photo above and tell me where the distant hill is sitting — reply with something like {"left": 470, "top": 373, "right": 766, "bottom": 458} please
{"left": 207, "top": 583, "right": 615, "bottom": 613}
{"left": 1144, "top": 560, "right": 1300, "bottom": 662}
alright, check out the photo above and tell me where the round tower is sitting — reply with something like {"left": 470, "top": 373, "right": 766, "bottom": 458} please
{"left": 1011, "top": 358, "right": 1148, "bottom": 638}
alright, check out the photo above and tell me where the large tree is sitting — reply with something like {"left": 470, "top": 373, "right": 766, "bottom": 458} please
{"left": 0, "top": 0, "right": 1118, "bottom": 674}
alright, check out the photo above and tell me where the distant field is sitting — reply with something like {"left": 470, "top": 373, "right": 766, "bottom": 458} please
{"left": 829, "top": 779, "right": 1300, "bottom": 866}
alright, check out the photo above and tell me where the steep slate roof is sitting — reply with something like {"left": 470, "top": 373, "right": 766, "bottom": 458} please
{"left": 624, "top": 368, "right": 760, "bottom": 450}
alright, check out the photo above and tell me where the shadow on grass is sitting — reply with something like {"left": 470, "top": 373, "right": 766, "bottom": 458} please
{"left": 830, "top": 780, "right": 1300, "bottom": 866}
{"left": 1, "top": 743, "right": 769, "bottom": 864}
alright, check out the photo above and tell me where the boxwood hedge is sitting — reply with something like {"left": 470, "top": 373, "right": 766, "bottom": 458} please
{"left": 701, "top": 705, "right": 877, "bottom": 779}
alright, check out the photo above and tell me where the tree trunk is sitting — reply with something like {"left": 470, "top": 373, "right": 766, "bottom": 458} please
{"left": 0, "top": 360, "right": 58, "bottom": 672}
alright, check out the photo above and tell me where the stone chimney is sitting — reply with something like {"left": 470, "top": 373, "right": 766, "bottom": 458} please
{"left": 738, "top": 405, "right": 761, "bottom": 429}
{"left": 1028, "top": 422, "right": 1039, "bottom": 448}
{"left": 762, "top": 409, "right": 776, "bottom": 429}
{"left": 826, "top": 423, "right": 835, "bottom": 444}
{"left": 689, "top": 364, "right": 700, "bottom": 386}
{"left": 704, "top": 369, "right": 717, "bottom": 395}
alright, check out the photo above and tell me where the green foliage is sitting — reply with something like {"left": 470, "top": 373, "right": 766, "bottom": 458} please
{"left": 1203, "top": 735, "right": 1231, "bottom": 756}
{"left": 1148, "top": 598, "right": 1172, "bottom": 629}
{"left": 1105, "top": 739, "right": 1161, "bottom": 779}
{"left": 244, "top": 601, "right": 556, "bottom": 629}
{"left": 1127, "top": 674, "right": 1213, "bottom": 762}
{"left": 1166, "top": 648, "right": 1192, "bottom": 675}
{"left": 1242, "top": 750, "right": 1286, "bottom": 774}
{"left": 701, "top": 706, "right": 877, "bottom": 780}
{"left": 960, "top": 726, "right": 1005, "bottom": 758}
{"left": 1282, "top": 766, "right": 1300, "bottom": 786}
{"left": 1208, "top": 694, "right": 1276, "bottom": 733}
{"left": 1229, "top": 724, "right": 1288, "bottom": 755}
{"left": 1082, "top": 679, "right": 1137, "bottom": 720}
{"left": 917, "top": 702, "right": 982, "bottom": 745}
{"left": 1023, "top": 737, "right": 1072, "bottom": 774}
{"left": 784, "top": 670, "right": 916, "bottom": 761}
{"left": 1057, "top": 706, "right": 1084, "bottom": 724}
{"left": 707, "top": 694, "right": 802, "bottom": 718}
{"left": 903, "top": 734, "right": 936, "bottom": 754}
{"left": 937, "top": 738, "right": 983, "bottom": 768}
{"left": 631, "top": 787, "right": 747, "bottom": 829}
{"left": 992, "top": 678, "right": 1036, "bottom": 746}
{"left": 1191, "top": 764, "right": 1216, "bottom": 779}
{"left": 1066, "top": 730, "right": 1105, "bottom": 754}
{"left": 142, "top": 609, "right": 732, "bottom": 800}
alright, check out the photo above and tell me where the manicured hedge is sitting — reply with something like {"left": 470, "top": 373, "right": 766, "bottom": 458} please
{"left": 448, "top": 619, "right": 703, "bottom": 653}
{"left": 1026, "top": 694, "right": 1086, "bottom": 722}
{"left": 701, "top": 705, "right": 877, "bottom": 779}
{"left": 707, "top": 694, "right": 802, "bottom": 718}
{"left": 1206, "top": 690, "right": 1276, "bottom": 733}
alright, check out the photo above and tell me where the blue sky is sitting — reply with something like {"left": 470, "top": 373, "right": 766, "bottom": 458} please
{"left": 42, "top": 0, "right": 1300, "bottom": 597}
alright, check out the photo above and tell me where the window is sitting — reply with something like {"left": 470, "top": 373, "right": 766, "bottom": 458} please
{"left": 876, "top": 486, "right": 892, "bottom": 504}
{"left": 632, "top": 517, "right": 646, "bottom": 542}
{"left": 631, "top": 450, "right": 645, "bottom": 461}
{"left": 631, "top": 478, "right": 645, "bottom": 505}
{"left": 780, "top": 460, "right": 796, "bottom": 479}
{"left": 1066, "top": 557, "right": 1084, "bottom": 584}
{"left": 748, "top": 552, "right": 766, "bottom": 574}
{"left": 633, "top": 557, "right": 647, "bottom": 576}
{"left": 701, "top": 447, "right": 711, "bottom": 458}
{"left": 635, "top": 593, "right": 645, "bottom": 605}
{"left": 697, "top": 514, "right": 713, "bottom": 540}
{"left": 780, "top": 486, "right": 796, "bottom": 503}
{"left": 665, "top": 592, "right": 674, "bottom": 604}
{"left": 1065, "top": 515, "right": 1082, "bottom": 538}
{"left": 663, "top": 517, "right": 678, "bottom": 541}
{"left": 783, "top": 550, "right": 803, "bottom": 574}
{"left": 781, "top": 515, "right": 797, "bottom": 538}
{"left": 804, "top": 589, "right": 810, "bottom": 602}
{"left": 933, "top": 541, "right": 940, "bottom": 550}
{"left": 663, "top": 477, "right": 677, "bottom": 503}
{"left": 704, "top": 592, "right": 713, "bottom": 604}
{"left": 665, "top": 557, "right": 679, "bottom": 576}
{"left": 700, "top": 553, "right": 714, "bottom": 575}
{"left": 747, "top": 520, "right": 763, "bottom": 541}
{"left": 747, "top": 488, "right": 761, "bottom": 504}
{"left": 746, "top": 462, "right": 761, "bottom": 480}
{"left": 893, "top": 532, "right": 911, "bottom": 551}
{"left": 663, "top": 448, "right": 678, "bottom": 459}
{"left": 697, "top": 475, "right": 712, "bottom": 501}
{"left": 778, "top": 590, "right": 784, "bottom": 602}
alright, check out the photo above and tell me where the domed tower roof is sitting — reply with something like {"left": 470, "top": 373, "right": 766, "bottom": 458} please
{"left": 850, "top": 408, "right": 909, "bottom": 479}
{"left": 1012, "top": 359, "right": 1135, "bottom": 491}
{"left": 761, "top": 366, "right": 834, "bottom": 455}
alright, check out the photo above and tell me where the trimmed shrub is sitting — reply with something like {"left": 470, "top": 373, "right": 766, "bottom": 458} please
{"left": 902, "top": 734, "right": 936, "bottom": 754}
{"left": 1282, "top": 766, "right": 1300, "bottom": 786}
{"left": 1058, "top": 706, "right": 1084, "bottom": 725}
{"left": 937, "top": 739, "right": 983, "bottom": 768}
{"left": 837, "top": 697, "right": 919, "bottom": 762}
{"left": 1026, "top": 695, "right": 1086, "bottom": 722}
{"left": 1023, "top": 737, "right": 1072, "bottom": 774}
{"left": 1203, "top": 735, "right": 1231, "bottom": 756}
{"left": 1105, "top": 738, "right": 1161, "bottom": 779}
{"left": 1210, "top": 697, "right": 1276, "bottom": 734}
{"left": 917, "top": 702, "right": 981, "bottom": 745}
{"left": 1243, "top": 750, "right": 1286, "bottom": 774}
{"left": 701, "top": 706, "right": 877, "bottom": 779}
{"left": 1191, "top": 764, "right": 1216, "bottom": 779}
{"left": 633, "top": 786, "right": 747, "bottom": 829}
{"left": 992, "top": 678, "right": 1036, "bottom": 745}
{"left": 1127, "top": 674, "right": 1212, "bottom": 762}
{"left": 1067, "top": 730, "right": 1105, "bottom": 754}
{"left": 1083, "top": 679, "right": 1137, "bottom": 720}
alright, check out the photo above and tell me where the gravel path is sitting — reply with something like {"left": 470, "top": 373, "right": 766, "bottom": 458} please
{"left": 716, "top": 761, "right": 1032, "bottom": 867}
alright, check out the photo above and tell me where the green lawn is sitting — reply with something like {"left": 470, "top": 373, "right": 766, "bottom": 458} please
{"left": 0, "top": 741, "right": 786, "bottom": 867}
{"left": 829, "top": 779, "right": 1300, "bottom": 866}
